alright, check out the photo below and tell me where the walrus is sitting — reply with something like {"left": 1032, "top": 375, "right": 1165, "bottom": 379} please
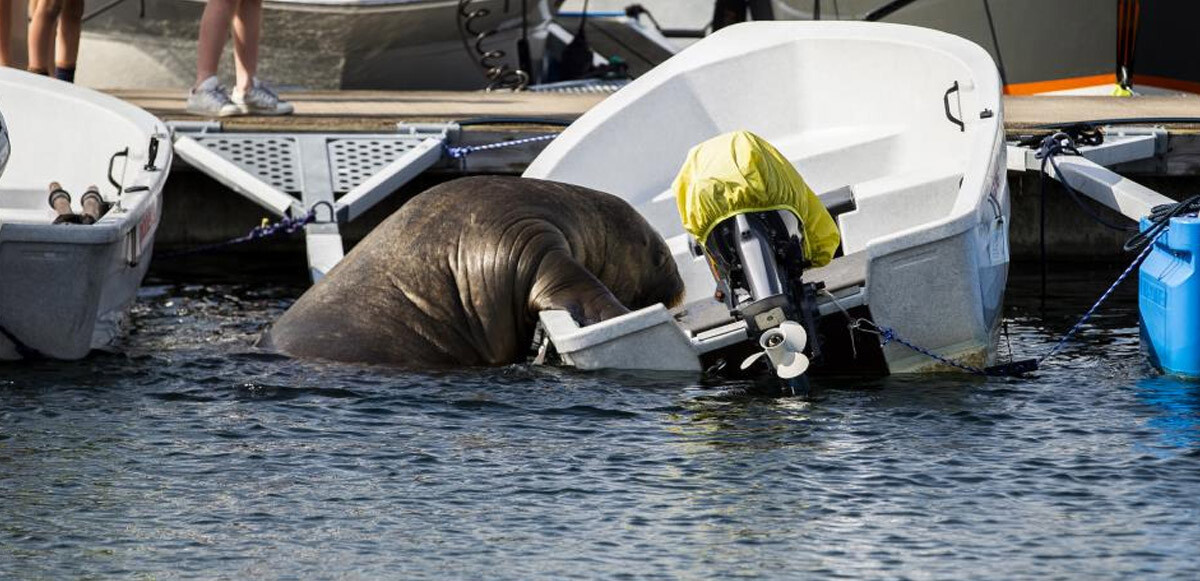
{"left": 261, "top": 176, "right": 686, "bottom": 367}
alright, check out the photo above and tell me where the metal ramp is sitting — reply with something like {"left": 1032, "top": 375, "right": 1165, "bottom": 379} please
{"left": 170, "top": 121, "right": 452, "bottom": 281}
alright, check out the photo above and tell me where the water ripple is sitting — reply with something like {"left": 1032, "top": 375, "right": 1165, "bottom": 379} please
{"left": 2, "top": 269, "right": 1200, "bottom": 578}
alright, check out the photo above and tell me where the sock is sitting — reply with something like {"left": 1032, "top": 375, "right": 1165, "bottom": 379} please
{"left": 54, "top": 67, "right": 75, "bottom": 83}
{"left": 28, "top": 67, "right": 49, "bottom": 76}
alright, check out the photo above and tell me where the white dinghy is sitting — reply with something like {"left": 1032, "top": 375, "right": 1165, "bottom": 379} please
{"left": 525, "top": 21, "right": 1010, "bottom": 376}
{"left": 0, "top": 69, "right": 171, "bottom": 360}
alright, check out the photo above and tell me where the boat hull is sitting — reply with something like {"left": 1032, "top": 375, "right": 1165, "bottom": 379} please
{"left": 0, "top": 68, "right": 169, "bottom": 360}
{"left": 774, "top": 0, "right": 1196, "bottom": 95}
{"left": 770, "top": 0, "right": 1117, "bottom": 94}
{"left": 0, "top": 221, "right": 157, "bottom": 360}
{"left": 585, "top": 0, "right": 1196, "bottom": 95}
{"left": 77, "top": 0, "right": 551, "bottom": 90}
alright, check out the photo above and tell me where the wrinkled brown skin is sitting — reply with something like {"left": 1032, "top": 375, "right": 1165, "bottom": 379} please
{"left": 262, "top": 176, "right": 686, "bottom": 367}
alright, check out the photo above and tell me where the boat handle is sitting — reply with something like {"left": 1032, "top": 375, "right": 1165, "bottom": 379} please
{"left": 108, "top": 147, "right": 129, "bottom": 193}
{"left": 943, "top": 81, "right": 965, "bottom": 132}
{"left": 144, "top": 136, "right": 159, "bottom": 171}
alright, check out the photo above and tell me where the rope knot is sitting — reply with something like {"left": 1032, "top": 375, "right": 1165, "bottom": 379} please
{"left": 1035, "top": 131, "right": 1081, "bottom": 160}
{"left": 880, "top": 328, "right": 895, "bottom": 345}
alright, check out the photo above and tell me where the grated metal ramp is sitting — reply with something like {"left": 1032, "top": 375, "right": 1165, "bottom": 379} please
{"left": 170, "top": 121, "right": 453, "bottom": 282}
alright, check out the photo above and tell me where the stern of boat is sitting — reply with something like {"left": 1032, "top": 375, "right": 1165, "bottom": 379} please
{"left": 525, "top": 21, "right": 1009, "bottom": 376}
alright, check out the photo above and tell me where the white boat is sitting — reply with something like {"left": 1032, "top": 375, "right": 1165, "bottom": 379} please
{"left": 76, "top": 0, "right": 553, "bottom": 90}
{"left": 525, "top": 21, "right": 1010, "bottom": 374}
{"left": 0, "top": 68, "right": 171, "bottom": 360}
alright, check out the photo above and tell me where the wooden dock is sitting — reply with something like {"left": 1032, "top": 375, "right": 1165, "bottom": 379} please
{"left": 109, "top": 89, "right": 609, "bottom": 175}
{"left": 109, "top": 89, "right": 606, "bottom": 132}
{"left": 112, "top": 89, "right": 1200, "bottom": 175}
{"left": 112, "top": 89, "right": 1200, "bottom": 263}
{"left": 113, "top": 89, "right": 1200, "bottom": 133}
{"left": 1003, "top": 95, "right": 1200, "bottom": 132}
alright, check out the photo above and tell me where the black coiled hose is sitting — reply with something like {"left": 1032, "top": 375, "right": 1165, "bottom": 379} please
{"left": 1035, "top": 128, "right": 1200, "bottom": 252}
{"left": 1124, "top": 194, "right": 1200, "bottom": 251}
{"left": 457, "top": 0, "right": 531, "bottom": 91}
{"left": 1036, "top": 131, "right": 1134, "bottom": 234}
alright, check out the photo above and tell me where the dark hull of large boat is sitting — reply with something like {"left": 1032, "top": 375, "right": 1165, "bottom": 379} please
{"left": 76, "top": 0, "right": 550, "bottom": 90}
{"left": 771, "top": 0, "right": 1194, "bottom": 94}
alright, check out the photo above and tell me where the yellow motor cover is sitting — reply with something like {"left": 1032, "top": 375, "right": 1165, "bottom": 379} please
{"left": 672, "top": 130, "right": 841, "bottom": 268}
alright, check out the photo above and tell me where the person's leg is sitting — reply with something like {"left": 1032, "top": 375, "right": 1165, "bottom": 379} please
{"left": 53, "top": 0, "right": 81, "bottom": 81}
{"left": 0, "top": 0, "right": 13, "bottom": 67}
{"left": 195, "top": 0, "right": 236, "bottom": 87}
{"left": 230, "top": 0, "right": 260, "bottom": 92}
{"left": 229, "top": 0, "right": 290, "bottom": 115}
{"left": 27, "top": 0, "right": 62, "bottom": 74}
{"left": 188, "top": 0, "right": 240, "bottom": 116}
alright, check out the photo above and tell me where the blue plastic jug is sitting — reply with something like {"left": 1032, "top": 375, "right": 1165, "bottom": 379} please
{"left": 1139, "top": 216, "right": 1200, "bottom": 377}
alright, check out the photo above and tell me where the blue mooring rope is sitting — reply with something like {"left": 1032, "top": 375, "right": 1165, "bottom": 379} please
{"left": 852, "top": 227, "right": 1166, "bottom": 377}
{"left": 1038, "top": 228, "right": 1165, "bottom": 365}
{"left": 842, "top": 131, "right": 1166, "bottom": 377}
{"left": 444, "top": 133, "right": 559, "bottom": 159}
{"left": 158, "top": 201, "right": 334, "bottom": 259}
{"left": 851, "top": 319, "right": 990, "bottom": 376}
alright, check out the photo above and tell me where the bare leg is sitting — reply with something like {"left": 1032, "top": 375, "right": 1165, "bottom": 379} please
{"left": 194, "top": 0, "right": 236, "bottom": 87}
{"left": 53, "top": 0, "right": 81, "bottom": 71}
{"left": 231, "top": 0, "right": 261, "bottom": 92}
{"left": 27, "top": 0, "right": 62, "bottom": 73}
{"left": 0, "top": 0, "right": 12, "bottom": 66}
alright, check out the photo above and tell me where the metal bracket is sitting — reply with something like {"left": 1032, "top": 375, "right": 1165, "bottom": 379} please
{"left": 1044, "top": 156, "right": 1173, "bottom": 222}
{"left": 1007, "top": 126, "right": 1165, "bottom": 172}
{"left": 1008, "top": 126, "right": 1175, "bottom": 222}
{"left": 168, "top": 120, "right": 222, "bottom": 136}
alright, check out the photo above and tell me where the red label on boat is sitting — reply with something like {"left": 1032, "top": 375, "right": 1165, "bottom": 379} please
{"left": 137, "top": 197, "right": 158, "bottom": 253}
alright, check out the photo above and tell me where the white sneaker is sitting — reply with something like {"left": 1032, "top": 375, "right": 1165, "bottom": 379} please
{"left": 186, "top": 76, "right": 240, "bottom": 117}
{"left": 232, "top": 78, "right": 294, "bottom": 116}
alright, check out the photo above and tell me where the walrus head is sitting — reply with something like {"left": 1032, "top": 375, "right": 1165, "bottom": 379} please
{"left": 581, "top": 189, "right": 687, "bottom": 314}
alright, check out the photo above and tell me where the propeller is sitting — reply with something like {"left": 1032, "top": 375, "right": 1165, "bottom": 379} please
{"left": 739, "top": 320, "right": 809, "bottom": 379}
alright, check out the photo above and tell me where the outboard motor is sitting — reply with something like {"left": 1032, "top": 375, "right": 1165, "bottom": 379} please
{"left": 672, "top": 130, "right": 841, "bottom": 397}
{"left": 704, "top": 211, "right": 825, "bottom": 396}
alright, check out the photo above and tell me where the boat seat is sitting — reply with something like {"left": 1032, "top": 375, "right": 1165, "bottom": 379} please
{"left": 0, "top": 207, "right": 54, "bottom": 225}
{"left": 837, "top": 167, "right": 964, "bottom": 256}
{"left": 806, "top": 251, "right": 867, "bottom": 293}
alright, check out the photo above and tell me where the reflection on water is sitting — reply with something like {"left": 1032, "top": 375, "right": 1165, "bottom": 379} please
{"left": 2, "top": 265, "right": 1200, "bottom": 579}
{"left": 1135, "top": 377, "right": 1200, "bottom": 452}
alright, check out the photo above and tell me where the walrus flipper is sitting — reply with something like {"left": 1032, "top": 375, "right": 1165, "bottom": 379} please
{"left": 529, "top": 251, "right": 630, "bottom": 326}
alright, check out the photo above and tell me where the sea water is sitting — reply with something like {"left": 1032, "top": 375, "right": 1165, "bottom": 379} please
{"left": 2, "top": 264, "right": 1199, "bottom": 579}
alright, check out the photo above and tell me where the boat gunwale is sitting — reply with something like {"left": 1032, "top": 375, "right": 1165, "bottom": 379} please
{"left": 0, "top": 69, "right": 172, "bottom": 248}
